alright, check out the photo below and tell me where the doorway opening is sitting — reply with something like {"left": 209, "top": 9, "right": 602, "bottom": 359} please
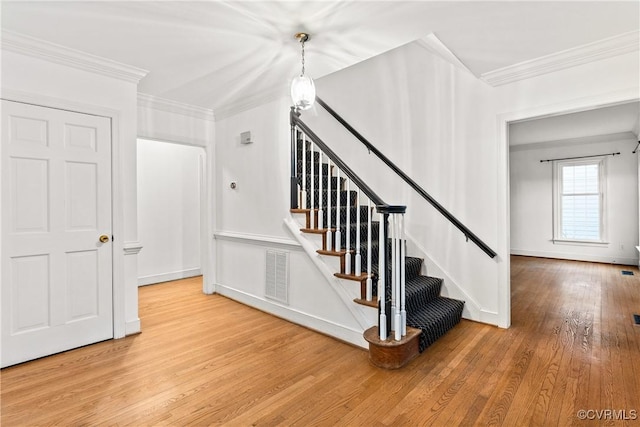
{"left": 505, "top": 100, "right": 640, "bottom": 323}
{"left": 509, "top": 101, "right": 639, "bottom": 264}
{"left": 136, "top": 139, "right": 206, "bottom": 287}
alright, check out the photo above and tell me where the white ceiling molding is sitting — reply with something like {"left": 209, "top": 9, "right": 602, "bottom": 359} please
{"left": 415, "top": 33, "right": 475, "bottom": 76}
{"left": 1, "top": 30, "right": 148, "bottom": 83}
{"left": 509, "top": 131, "right": 636, "bottom": 152}
{"left": 137, "top": 93, "right": 214, "bottom": 121}
{"left": 213, "top": 84, "right": 289, "bottom": 121}
{"left": 481, "top": 30, "right": 640, "bottom": 87}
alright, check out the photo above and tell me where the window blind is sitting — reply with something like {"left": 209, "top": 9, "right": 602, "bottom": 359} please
{"left": 560, "top": 163, "right": 600, "bottom": 240}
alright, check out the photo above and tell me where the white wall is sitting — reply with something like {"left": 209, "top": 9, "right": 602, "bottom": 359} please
{"left": 137, "top": 139, "right": 204, "bottom": 285}
{"left": 212, "top": 39, "right": 638, "bottom": 337}
{"left": 635, "top": 123, "right": 640, "bottom": 269}
{"left": 214, "top": 97, "right": 366, "bottom": 346}
{"left": 510, "top": 134, "right": 639, "bottom": 265}
{"left": 215, "top": 97, "right": 292, "bottom": 238}
{"left": 305, "top": 42, "right": 502, "bottom": 324}
{"left": 137, "top": 94, "right": 214, "bottom": 147}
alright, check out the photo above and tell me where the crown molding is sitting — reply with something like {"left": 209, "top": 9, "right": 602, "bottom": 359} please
{"left": 481, "top": 30, "right": 640, "bottom": 87}
{"left": 509, "top": 131, "right": 636, "bottom": 152}
{"left": 137, "top": 93, "right": 214, "bottom": 121}
{"left": 1, "top": 30, "right": 148, "bottom": 83}
{"left": 415, "top": 33, "right": 474, "bottom": 76}
{"left": 213, "top": 84, "right": 288, "bottom": 121}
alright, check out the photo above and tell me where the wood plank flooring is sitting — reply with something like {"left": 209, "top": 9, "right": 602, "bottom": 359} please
{"left": 2, "top": 256, "right": 639, "bottom": 426}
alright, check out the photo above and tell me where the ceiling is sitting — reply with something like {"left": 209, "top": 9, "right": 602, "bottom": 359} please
{"left": 1, "top": 1, "right": 639, "bottom": 114}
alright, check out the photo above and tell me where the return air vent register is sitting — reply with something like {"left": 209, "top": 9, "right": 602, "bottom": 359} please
{"left": 265, "top": 250, "right": 289, "bottom": 304}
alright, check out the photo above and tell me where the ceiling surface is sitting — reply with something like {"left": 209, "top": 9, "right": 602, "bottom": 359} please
{"left": 1, "top": 1, "right": 639, "bottom": 114}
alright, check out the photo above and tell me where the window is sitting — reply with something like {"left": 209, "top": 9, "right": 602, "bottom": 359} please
{"left": 554, "top": 158, "right": 606, "bottom": 243}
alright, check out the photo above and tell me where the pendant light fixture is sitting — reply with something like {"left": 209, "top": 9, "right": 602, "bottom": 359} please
{"left": 291, "top": 32, "right": 316, "bottom": 111}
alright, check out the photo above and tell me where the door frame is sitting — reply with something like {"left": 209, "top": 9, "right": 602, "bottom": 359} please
{"left": 496, "top": 87, "right": 640, "bottom": 329}
{"left": 1, "top": 89, "right": 126, "bottom": 337}
{"left": 136, "top": 94, "right": 216, "bottom": 296}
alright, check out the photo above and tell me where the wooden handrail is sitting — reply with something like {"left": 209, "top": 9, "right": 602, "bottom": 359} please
{"left": 315, "top": 97, "right": 497, "bottom": 259}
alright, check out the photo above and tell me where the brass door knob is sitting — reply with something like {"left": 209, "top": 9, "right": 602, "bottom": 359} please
{"left": 99, "top": 234, "right": 110, "bottom": 243}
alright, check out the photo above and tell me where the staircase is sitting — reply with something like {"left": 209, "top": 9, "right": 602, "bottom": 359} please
{"left": 289, "top": 113, "right": 465, "bottom": 369}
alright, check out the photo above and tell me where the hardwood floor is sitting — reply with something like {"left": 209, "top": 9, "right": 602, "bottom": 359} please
{"left": 2, "top": 256, "right": 639, "bottom": 426}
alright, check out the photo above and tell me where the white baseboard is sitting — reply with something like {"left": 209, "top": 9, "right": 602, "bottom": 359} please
{"left": 215, "top": 284, "right": 368, "bottom": 349}
{"left": 125, "top": 318, "right": 141, "bottom": 336}
{"left": 478, "top": 309, "right": 499, "bottom": 325}
{"left": 510, "top": 249, "right": 638, "bottom": 266}
{"left": 138, "top": 268, "right": 202, "bottom": 286}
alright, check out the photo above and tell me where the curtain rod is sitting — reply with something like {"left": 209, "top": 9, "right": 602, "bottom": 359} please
{"left": 539, "top": 152, "right": 620, "bottom": 163}
{"left": 633, "top": 141, "right": 640, "bottom": 154}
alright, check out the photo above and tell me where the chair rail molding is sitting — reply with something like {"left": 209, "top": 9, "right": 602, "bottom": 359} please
{"left": 123, "top": 241, "right": 143, "bottom": 256}
{"left": 214, "top": 230, "right": 302, "bottom": 251}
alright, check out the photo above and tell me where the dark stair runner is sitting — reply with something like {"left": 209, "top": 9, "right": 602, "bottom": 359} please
{"left": 296, "top": 140, "right": 464, "bottom": 352}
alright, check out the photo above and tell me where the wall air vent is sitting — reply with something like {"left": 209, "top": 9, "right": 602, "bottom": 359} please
{"left": 265, "top": 250, "right": 289, "bottom": 304}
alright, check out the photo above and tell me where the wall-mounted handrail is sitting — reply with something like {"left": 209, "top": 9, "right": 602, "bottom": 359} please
{"left": 315, "top": 97, "right": 497, "bottom": 259}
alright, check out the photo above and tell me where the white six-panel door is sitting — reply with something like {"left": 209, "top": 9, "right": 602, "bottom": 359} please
{"left": 1, "top": 100, "right": 113, "bottom": 367}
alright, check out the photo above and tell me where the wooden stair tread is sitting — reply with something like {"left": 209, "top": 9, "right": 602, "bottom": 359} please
{"left": 335, "top": 272, "right": 371, "bottom": 282}
{"left": 300, "top": 228, "right": 328, "bottom": 235}
{"left": 290, "top": 208, "right": 319, "bottom": 213}
{"left": 291, "top": 207, "right": 322, "bottom": 229}
{"left": 354, "top": 298, "right": 378, "bottom": 308}
{"left": 317, "top": 249, "right": 348, "bottom": 257}
{"left": 300, "top": 227, "right": 336, "bottom": 233}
